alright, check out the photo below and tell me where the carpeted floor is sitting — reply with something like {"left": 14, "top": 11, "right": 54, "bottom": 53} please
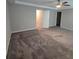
{"left": 7, "top": 27, "right": 73, "bottom": 59}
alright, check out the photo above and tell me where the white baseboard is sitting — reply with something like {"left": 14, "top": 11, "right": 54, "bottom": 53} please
{"left": 12, "top": 28, "right": 36, "bottom": 33}
{"left": 49, "top": 25, "right": 56, "bottom": 28}
{"left": 6, "top": 33, "right": 12, "bottom": 54}
{"left": 61, "top": 26, "right": 73, "bottom": 31}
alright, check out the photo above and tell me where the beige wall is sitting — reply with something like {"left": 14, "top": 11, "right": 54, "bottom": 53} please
{"left": 10, "top": 4, "right": 36, "bottom": 33}
{"left": 61, "top": 9, "right": 73, "bottom": 30}
{"left": 49, "top": 10, "right": 57, "bottom": 27}
{"left": 36, "top": 9, "right": 50, "bottom": 30}
{"left": 42, "top": 10, "right": 50, "bottom": 28}
{"left": 6, "top": 2, "right": 11, "bottom": 53}
{"left": 10, "top": 5, "right": 51, "bottom": 32}
{"left": 36, "top": 10, "right": 44, "bottom": 29}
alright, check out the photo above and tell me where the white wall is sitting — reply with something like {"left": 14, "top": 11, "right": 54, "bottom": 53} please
{"left": 10, "top": 4, "right": 36, "bottom": 33}
{"left": 36, "top": 9, "right": 44, "bottom": 29}
{"left": 6, "top": 2, "right": 11, "bottom": 53}
{"left": 36, "top": 9, "right": 50, "bottom": 29}
{"left": 49, "top": 11, "right": 57, "bottom": 27}
{"left": 42, "top": 10, "right": 50, "bottom": 28}
{"left": 61, "top": 9, "right": 73, "bottom": 30}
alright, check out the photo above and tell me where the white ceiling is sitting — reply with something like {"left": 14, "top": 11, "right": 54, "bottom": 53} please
{"left": 9, "top": 0, "right": 73, "bottom": 10}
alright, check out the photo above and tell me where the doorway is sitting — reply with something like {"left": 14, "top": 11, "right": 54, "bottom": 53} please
{"left": 56, "top": 12, "right": 62, "bottom": 27}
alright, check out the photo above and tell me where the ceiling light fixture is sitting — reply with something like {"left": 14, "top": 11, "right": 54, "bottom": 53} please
{"left": 56, "top": 4, "right": 61, "bottom": 8}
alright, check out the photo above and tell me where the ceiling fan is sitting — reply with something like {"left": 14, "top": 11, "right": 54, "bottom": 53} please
{"left": 56, "top": 0, "right": 70, "bottom": 8}
{"left": 41, "top": 0, "right": 70, "bottom": 8}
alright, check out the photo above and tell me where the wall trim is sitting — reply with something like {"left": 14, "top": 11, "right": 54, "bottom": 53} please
{"left": 60, "top": 26, "right": 73, "bottom": 31}
{"left": 12, "top": 28, "right": 36, "bottom": 33}
{"left": 6, "top": 33, "right": 12, "bottom": 54}
{"left": 15, "top": 0, "right": 56, "bottom": 10}
{"left": 49, "top": 25, "right": 56, "bottom": 27}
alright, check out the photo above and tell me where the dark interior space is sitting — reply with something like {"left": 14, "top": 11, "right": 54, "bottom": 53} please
{"left": 56, "top": 12, "right": 62, "bottom": 27}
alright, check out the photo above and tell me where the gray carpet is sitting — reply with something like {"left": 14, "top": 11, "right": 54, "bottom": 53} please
{"left": 7, "top": 27, "right": 73, "bottom": 59}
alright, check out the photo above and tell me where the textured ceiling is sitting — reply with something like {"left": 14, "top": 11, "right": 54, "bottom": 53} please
{"left": 15, "top": 0, "right": 73, "bottom": 10}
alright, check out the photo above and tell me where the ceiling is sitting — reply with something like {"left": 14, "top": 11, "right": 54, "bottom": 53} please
{"left": 9, "top": 0, "right": 73, "bottom": 10}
